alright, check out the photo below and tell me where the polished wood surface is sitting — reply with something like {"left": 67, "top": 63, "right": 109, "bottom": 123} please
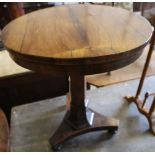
{"left": 2, "top": 4, "right": 152, "bottom": 67}
{"left": 1, "top": 4, "right": 153, "bottom": 151}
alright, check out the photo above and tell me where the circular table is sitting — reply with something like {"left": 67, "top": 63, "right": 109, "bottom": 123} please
{"left": 2, "top": 4, "right": 152, "bottom": 150}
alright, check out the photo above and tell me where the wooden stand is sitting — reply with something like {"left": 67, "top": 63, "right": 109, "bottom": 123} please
{"left": 125, "top": 30, "right": 155, "bottom": 135}
{"left": 50, "top": 73, "right": 119, "bottom": 151}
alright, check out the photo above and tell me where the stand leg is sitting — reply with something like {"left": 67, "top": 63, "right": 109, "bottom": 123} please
{"left": 137, "top": 30, "right": 155, "bottom": 99}
{"left": 125, "top": 30, "right": 155, "bottom": 135}
{"left": 50, "top": 73, "right": 119, "bottom": 150}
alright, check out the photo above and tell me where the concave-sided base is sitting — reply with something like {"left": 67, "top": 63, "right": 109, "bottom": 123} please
{"left": 50, "top": 108, "right": 119, "bottom": 151}
{"left": 125, "top": 95, "right": 155, "bottom": 136}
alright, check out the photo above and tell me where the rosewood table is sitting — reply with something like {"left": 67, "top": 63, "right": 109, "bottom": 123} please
{"left": 1, "top": 4, "right": 152, "bottom": 150}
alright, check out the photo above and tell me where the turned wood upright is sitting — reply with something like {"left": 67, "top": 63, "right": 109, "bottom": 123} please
{"left": 1, "top": 4, "right": 152, "bottom": 150}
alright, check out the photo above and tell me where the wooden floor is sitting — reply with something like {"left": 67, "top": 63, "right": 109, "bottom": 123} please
{"left": 86, "top": 46, "right": 155, "bottom": 87}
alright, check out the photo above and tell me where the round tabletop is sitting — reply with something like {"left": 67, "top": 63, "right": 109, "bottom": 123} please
{"left": 2, "top": 4, "right": 153, "bottom": 75}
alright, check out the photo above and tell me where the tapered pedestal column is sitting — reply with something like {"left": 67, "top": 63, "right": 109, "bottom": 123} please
{"left": 50, "top": 73, "right": 119, "bottom": 151}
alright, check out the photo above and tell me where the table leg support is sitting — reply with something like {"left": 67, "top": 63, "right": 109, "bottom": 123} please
{"left": 125, "top": 96, "right": 155, "bottom": 135}
{"left": 50, "top": 73, "right": 119, "bottom": 151}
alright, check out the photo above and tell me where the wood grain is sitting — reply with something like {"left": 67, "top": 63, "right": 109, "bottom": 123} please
{"left": 1, "top": 4, "right": 153, "bottom": 76}
{"left": 2, "top": 4, "right": 152, "bottom": 60}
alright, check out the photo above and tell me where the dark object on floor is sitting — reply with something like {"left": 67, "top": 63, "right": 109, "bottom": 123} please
{"left": 0, "top": 72, "right": 69, "bottom": 123}
{"left": 0, "top": 108, "right": 9, "bottom": 151}
{"left": 0, "top": 29, "right": 4, "bottom": 50}
{"left": 0, "top": 41, "right": 4, "bottom": 50}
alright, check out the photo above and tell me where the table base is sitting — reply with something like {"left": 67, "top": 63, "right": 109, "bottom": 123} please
{"left": 49, "top": 108, "right": 119, "bottom": 151}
